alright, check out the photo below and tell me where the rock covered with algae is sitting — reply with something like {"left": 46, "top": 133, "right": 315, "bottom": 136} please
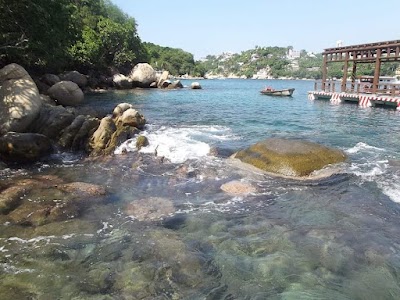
{"left": 233, "top": 138, "right": 346, "bottom": 178}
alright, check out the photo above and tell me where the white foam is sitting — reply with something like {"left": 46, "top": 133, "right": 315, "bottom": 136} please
{"left": 381, "top": 185, "right": 400, "bottom": 203}
{"left": 346, "top": 142, "right": 385, "bottom": 154}
{"left": 115, "top": 125, "right": 238, "bottom": 163}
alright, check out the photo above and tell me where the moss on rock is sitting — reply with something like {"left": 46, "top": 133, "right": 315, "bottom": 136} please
{"left": 234, "top": 138, "right": 346, "bottom": 177}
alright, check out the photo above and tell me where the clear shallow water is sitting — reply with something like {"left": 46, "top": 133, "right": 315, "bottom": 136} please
{"left": 1, "top": 79, "right": 400, "bottom": 299}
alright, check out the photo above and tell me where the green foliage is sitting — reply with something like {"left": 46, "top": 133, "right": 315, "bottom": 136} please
{"left": 69, "top": 0, "right": 148, "bottom": 72}
{"left": 144, "top": 42, "right": 195, "bottom": 76}
{"left": 0, "top": 0, "right": 148, "bottom": 73}
{"left": 0, "top": 0, "right": 77, "bottom": 71}
{"left": 199, "top": 46, "right": 291, "bottom": 78}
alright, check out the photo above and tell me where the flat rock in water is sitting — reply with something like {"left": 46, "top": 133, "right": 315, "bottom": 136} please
{"left": 233, "top": 138, "right": 346, "bottom": 178}
{"left": 125, "top": 197, "right": 175, "bottom": 221}
{"left": 220, "top": 180, "right": 257, "bottom": 195}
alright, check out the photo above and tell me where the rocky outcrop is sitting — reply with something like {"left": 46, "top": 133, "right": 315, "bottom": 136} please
{"left": 48, "top": 81, "right": 84, "bottom": 106}
{"left": 233, "top": 138, "right": 346, "bottom": 178}
{"left": 129, "top": 63, "right": 157, "bottom": 88}
{"left": 0, "top": 132, "right": 52, "bottom": 162}
{"left": 0, "top": 63, "right": 42, "bottom": 135}
{"left": 0, "top": 64, "right": 148, "bottom": 163}
{"left": 89, "top": 103, "right": 144, "bottom": 156}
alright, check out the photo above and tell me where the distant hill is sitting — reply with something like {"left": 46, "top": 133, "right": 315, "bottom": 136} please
{"left": 194, "top": 46, "right": 399, "bottom": 80}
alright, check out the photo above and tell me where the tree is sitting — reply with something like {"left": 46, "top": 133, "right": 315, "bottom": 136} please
{"left": 69, "top": 0, "right": 148, "bottom": 72}
{"left": 0, "top": 0, "right": 77, "bottom": 72}
{"left": 144, "top": 43, "right": 195, "bottom": 76}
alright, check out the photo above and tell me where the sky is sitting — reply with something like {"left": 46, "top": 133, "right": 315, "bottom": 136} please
{"left": 111, "top": 0, "right": 400, "bottom": 60}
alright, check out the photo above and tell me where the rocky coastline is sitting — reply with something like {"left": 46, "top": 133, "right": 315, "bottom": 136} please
{"left": 0, "top": 63, "right": 202, "bottom": 165}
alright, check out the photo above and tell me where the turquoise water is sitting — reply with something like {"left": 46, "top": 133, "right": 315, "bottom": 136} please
{"left": 1, "top": 79, "right": 400, "bottom": 299}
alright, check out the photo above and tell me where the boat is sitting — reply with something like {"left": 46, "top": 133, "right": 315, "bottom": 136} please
{"left": 260, "top": 87, "right": 295, "bottom": 96}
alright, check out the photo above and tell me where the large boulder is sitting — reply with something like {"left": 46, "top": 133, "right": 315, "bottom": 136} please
{"left": 129, "top": 63, "right": 157, "bottom": 88}
{"left": 60, "top": 71, "right": 88, "bottom": 88}
{"left": 47, "top": 81, "right": 84, "bottom": 106}
{"left": 113, "top": 74, "right": 132, "bottom": 89}
{"left": 233, "top": 138, "right": 346, "bottom": 177}
{"left": 0, "top": 132, "right": 52, "bottom": 163}
{"left": 0, "top": 63, "right": 42, "bottom": 135}
{"left": 41, "top": 73, "right": 60, "bottom": 87}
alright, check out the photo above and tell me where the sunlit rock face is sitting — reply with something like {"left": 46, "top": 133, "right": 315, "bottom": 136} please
{"left": 0, "top": 63, "right": 42, "bottom": 135}
{"left": 234, "top": 138, "right": 347, "bottom": 178}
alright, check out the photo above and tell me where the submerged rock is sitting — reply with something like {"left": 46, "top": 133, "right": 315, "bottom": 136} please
{"left": 233, "top": 138, "right": 346, "bottom": 178}
{"left": 220, "top": 180, "right": 257, "bottom": 195}
{"left": 124, "top": 197, "right": 175, "bottom": 221}
{"left": 4, "top": 178, "right": 107, "bottom": 226}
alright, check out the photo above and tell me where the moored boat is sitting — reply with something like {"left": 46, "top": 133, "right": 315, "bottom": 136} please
{"left": 260, "top": 87, "right": 295, "bottom": 96}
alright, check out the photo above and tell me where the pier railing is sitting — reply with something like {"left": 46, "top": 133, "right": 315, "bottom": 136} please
{"left": 314, "top": 80, "right": 400, "bottom": 96}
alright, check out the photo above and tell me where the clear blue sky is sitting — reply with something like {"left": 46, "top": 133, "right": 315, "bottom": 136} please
{"left": 111, "top": 0, "right": 399, "bottom": 60}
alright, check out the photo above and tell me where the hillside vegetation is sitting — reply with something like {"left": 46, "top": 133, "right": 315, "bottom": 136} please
{"left": 0, "top": 0, "right": 397, "bottom": 79}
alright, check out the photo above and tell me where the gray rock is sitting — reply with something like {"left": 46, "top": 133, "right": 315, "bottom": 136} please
{"left": 30, "top": 104, "right": 75, "bottom": 139}
{"left": 41, "top": 73, "right": 60, "bottom": 86}
{"left": 48, "top": 81, "right": 84, "bottom": 106}
{"left": 191, "top": 82, "right": 202, "bottom": 89}
{"left": 0, "top": 132, "right": 52, "bottom": 162}
{"left": 60, "top": 71, "right": 87, "bottom": 88}
{"left": 167, "top": 80, "right": 183, "bottom": 89}
{"left": 59, "top": 115, "right": 99, "bottom": 151}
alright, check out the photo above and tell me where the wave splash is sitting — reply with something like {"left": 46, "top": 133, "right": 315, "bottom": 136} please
{"left": 115, "top": 124, "right": 239, "bottom": 163}
{"left": 345, "top": 142, "right": 400, "bottom": 203}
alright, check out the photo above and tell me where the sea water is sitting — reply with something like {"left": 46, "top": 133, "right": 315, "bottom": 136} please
{"left": 1, "top": 79, "right": 400, "bottom": 299}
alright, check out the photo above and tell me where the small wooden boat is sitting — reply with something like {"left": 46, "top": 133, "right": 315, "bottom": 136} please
{"left": 260, "top": 87, "right": 295, "bottom": 96}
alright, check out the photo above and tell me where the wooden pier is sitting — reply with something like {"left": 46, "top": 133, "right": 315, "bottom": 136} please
{"left": 309, "top": 40, "right": 400, "bottom": 109}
